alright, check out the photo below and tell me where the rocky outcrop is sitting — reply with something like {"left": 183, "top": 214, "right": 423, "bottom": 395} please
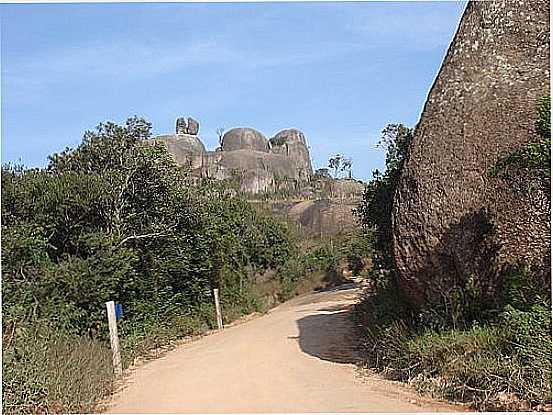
{"left": 175, "top": 116, "right": 200, "bottom": 135}
{"left": 152, "top": 120, "right": 314, "bottom": 194}
{"left": 151, "top": 118, "right": 363, "bottom": 234}
{"left": 203, "top": 150, "right": 299, "bottom": 194}
{"left": 392, "top": 1, "right": 550, "bottom": 307}
{"left": 270, "top": 129, "right": 312, "bottom": 182}
{"left": 262, "top": 178, "right": 365, "bottom": 236}
{"left": 151, "top": 117, "right": 205, "bottom": 170}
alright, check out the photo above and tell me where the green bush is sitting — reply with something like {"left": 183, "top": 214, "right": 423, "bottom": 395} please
{"left": 354, "top": 266, "right": 552, "bottom": 410}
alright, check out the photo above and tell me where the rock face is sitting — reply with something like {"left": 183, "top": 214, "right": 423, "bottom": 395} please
{"left": 152, "top": 118, "right": 363, "bottom": 234}
{"left": 152, "top": 120, "right": 313, "bottom": 193}
{"left": 284, "top": 179, "right": 365, "bottom": 235}
{"left": 392, "top": 1, "right": 550, "bottom": 307}
{"left": 203, "top": 150, "right": 299, "bottom": 194}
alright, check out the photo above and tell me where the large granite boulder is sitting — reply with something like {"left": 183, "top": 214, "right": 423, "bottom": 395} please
{"left": 221, "top": 128, "right": 269, "bottom": 153}
{"left": 154, "top": 119, "right": 318, "bottom": 194}
{"left": 187, "top": 117, "right": 199, "bottom": 135}
{"left": 392, "top": 1, "right": 550, "bottom": 307}
{"left": 151, "top": 133, "right": 206, "bottom": 170}
{"left": 175, "top": 116, "right": 200, "bottom": 135}
{"left": 176, "top": 117, "right": 187, "bottom": 135}
{"left": 270, "top": 128, "right": 313, "bottom": 181}
{"left": 271, "top": 129, "right": 308, "bottom": 146}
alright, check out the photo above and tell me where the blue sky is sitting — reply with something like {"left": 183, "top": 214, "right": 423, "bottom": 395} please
{"left": 1, "top": 1, "right": 466, "bottom": 181}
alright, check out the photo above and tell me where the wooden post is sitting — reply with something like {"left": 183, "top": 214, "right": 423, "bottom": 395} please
{"left": 105, "top": 301, "right": 122, "bottom": 376}
{"left": 213, "top": 288, "right": 223, "bottom": 330}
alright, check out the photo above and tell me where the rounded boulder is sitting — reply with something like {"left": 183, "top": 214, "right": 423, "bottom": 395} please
{"left": 221, "top": 128, "right": 269, "bottom": 153}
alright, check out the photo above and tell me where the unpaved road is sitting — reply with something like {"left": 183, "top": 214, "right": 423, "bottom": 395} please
{"left": 107, "top": 284, "right": 461, "bottom": 413}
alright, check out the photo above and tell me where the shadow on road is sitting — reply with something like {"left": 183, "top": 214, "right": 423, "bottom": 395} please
{"left": 296, "top": 304, "right": 361, "bottom": 364}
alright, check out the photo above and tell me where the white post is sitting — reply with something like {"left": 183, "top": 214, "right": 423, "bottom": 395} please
{"left": 105, "top": 301, "right": 122, "bottom": 376}
{"left": 213, "top": 288, "right": 223, "bottom": 330}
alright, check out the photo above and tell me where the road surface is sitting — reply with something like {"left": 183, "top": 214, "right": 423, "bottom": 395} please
{"left": 107, "top": 284, "right": 461, "bottom": 413}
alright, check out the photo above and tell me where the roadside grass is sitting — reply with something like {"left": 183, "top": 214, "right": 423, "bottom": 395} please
{"left": 2, "top": 324, "right": 113, "bottom": 414}
{"left": 353, "top": 279, "right": 552, "bottom": 411}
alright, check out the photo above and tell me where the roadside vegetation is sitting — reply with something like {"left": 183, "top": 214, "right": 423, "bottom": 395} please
{"left": 1, "top": 117, "right": 356, "bottom": 414}
{"left": 353, "top": 98, "right": 551, "bottom": 411}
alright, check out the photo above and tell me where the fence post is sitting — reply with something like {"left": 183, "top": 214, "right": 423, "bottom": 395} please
{"left": 105, "top": 300, "right": 122, "bottom": 376}
{"left": 213, "top": 288, "right": 223, "bottom": 330}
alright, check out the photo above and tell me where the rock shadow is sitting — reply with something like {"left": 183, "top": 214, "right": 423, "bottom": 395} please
{"left": 296, "top": 305, "right": 360, "bottom": 364}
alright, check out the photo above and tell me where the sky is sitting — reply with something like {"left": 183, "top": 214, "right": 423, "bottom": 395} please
{"left": 1, "top": 1, "right": 466, "bottom": 181}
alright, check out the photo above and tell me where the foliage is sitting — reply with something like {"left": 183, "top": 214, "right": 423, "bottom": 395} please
{"left": 276, "top": 239, "right": 343, "bottom": 300}
{"left": 343, "top": 233, "right": 372, "bottom": 276}
{"left": 354, "top": 267, "right": 551, "bottom": 410}
{"left": 501, "top": 263, "right": 551, "bottom": 311}
{"left": 328, "top": 154, "right": 353, "bottom": 178}
{"left": 313, "top": 168, "right": 331, "bottom": 179}
{"left": 354, "top": 123, "right": 413, "bottom": 270}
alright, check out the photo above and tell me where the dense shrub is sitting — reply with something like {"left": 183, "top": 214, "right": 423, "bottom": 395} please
{"left": 354, "top": 268, "right": 551, "bottom": 410}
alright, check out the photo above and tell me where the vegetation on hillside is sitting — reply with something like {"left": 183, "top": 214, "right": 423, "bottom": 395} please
{"left": 353, "top": 105, "right": 551, "bottom": 411}
{"left": 1, "top": 117, "right": 349, "bottom": 414}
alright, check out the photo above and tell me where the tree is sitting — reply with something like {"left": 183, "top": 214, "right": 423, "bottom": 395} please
{"left": 216, "top": 127, "right": 225, "bottom": 147}
{"left": 341, "top": 158, "right": 353, "bottom": 179}
{"left": 328, "top": 154, "right": 342, "bottom": 178}
{"left": 2, "top": 116, "right": 296, "bottom": 336}
{"left": 355, "top": 123, "right": 413, "bottom": 270}
{"left": 328, "top": 154, "right": 353, "bottom": 179}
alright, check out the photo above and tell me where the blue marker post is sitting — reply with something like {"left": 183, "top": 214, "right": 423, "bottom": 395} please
{"left": 115, "top": 303, "right": 123, "bottom": 320}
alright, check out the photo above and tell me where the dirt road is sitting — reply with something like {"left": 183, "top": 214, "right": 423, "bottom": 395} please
{"left": 107, "top": 284, "right": 461, "bottom": 413}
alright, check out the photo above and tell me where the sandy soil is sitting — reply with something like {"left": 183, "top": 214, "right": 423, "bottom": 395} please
{"left": 106, "top": 284, "right": 464, "bottom": 413}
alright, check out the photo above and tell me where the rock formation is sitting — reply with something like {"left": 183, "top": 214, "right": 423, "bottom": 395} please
{"left": 150, "top": 117, "right": 364, "bottom": 235}
{"left": 392, "top": 1, "right": 550, "bottom": 307}
{"left": 175, "top": 116, "right": 200, "bottom": 135}
{"left": 270, "top": 129, "right": 312, "bottom": 182}
{"left": 187, "top": 117, "right": 199, "bottom": 135}
{"left": 151, "top": 119, "right": 314, "bottom": 194}
{"left": 152, "top": 117, "right": 205, "bottom": 170}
